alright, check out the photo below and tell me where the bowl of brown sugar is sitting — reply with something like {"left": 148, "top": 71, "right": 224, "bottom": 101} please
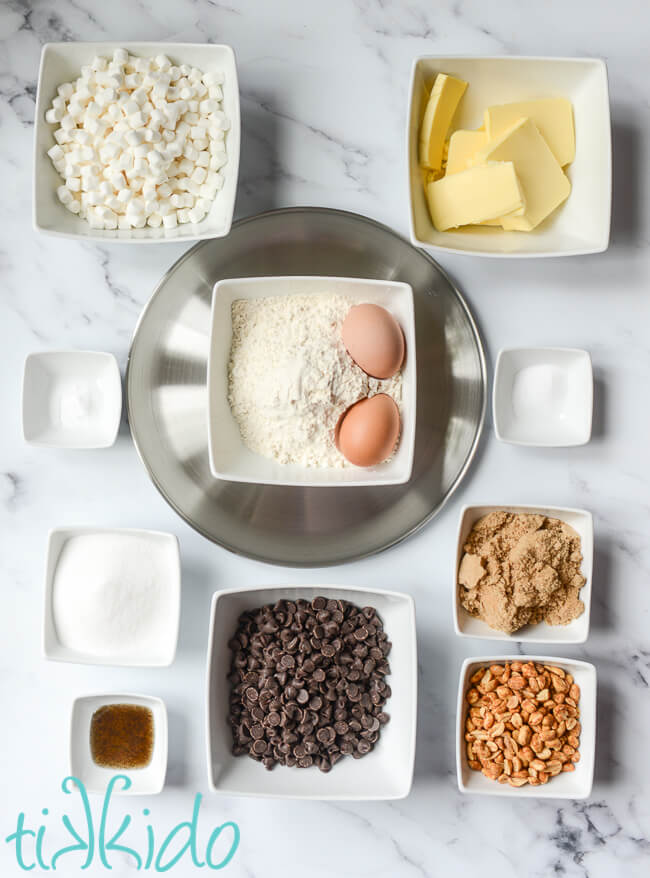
{"left": 453, "top": 505, "right": 593, "bottom": 643}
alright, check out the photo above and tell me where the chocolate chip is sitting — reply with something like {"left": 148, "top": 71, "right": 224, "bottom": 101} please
{"left": 227, "top": 596, "right": 392, "bottom": 772}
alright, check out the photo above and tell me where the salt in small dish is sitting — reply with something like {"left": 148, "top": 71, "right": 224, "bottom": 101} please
{"left": 493, "top": 347, "right": 593, "bottom": 446}
{"left": 456, "top": 655, "right": 596, "bottom": 798}
{"left": 70, "top": 693, "right": 168, "bottom": 795}
{"left": 22, "top": 351, "right": 122, "bottom": 448}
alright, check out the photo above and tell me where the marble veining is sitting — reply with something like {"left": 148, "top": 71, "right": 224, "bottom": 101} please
{"left": 1, "top": 0, "right": 649, "bottom": 876}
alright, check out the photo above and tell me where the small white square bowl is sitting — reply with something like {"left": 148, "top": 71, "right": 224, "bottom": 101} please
{"left": 407, "top": 56, "right": 611, "bottom": 257}
{"left": 454, "top": 505, "right": 593, "bottom": 643}
{"left": 456, "top": 655, "right": 596, "bottom": 798}
{"left": 22, "top": 351, "right": 122, "bottom": 448}
{"left": 44, "top": 527, "right": 181, "bottom": 666}
{"left": 207, "top": 276, "right": 416, "bottom": 486}
{"left": 33, "top": 42, "right": 240, "bottom": 243}
{"left": 205, "top": 584, "right": 417, "bottom": 799}
{"left": 493, "top": 347, "right": 593, "bottom": 446}
{"left": 70, "top": 693, "right": 168, "bottom": 795}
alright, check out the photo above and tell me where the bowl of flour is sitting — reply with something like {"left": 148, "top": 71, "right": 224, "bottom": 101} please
{"left": 207, "top": 276, "right": 416, "bottom": 486}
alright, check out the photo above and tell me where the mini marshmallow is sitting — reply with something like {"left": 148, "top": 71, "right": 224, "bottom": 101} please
{"left": 57, "top": 82, "right": 74, "bottom": 99}
{"left": 48, "top": 51, "right": 227, "bottom": 232}
{"left": 48, "top": 144, "right": 65, "bottom": 162}
{"left": 188, "top": 205, "right": 206, "bottom": 224}
{"left": 88, "top": 211, "right": 104, "bottom": 229}
{"left": 125, "top": 129, "right": 144, "bottom": 147}
{"left": 128, "top": 111, "right": 146, "bottom": 128}
{"left": 199, "top": 99, "right": 219, "bottom": 115}
{"left": 203, "top": 70, "right": 225, "bottom": 86}
{"left": 105, "top": 195, "right": 122, "bottom": 212}
{"left": 57, "top": 185, "right": 74, "bottom": 205}
{"left": 81, "top": 174, "right": 101, "bottom": 192}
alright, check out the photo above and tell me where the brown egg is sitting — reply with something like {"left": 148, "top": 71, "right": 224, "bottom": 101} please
{"left": 336, "top": 394, "right": 401, "bottom": 467}
{"left": 342, "top": 304, "right": 405, "bottom": 379}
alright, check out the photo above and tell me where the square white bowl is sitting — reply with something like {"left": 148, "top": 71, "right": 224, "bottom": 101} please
{"left": 44, "top": 527, "right": 181, "bottom": 666}
{"left": 493, "top": 347, "right": 593, "bottom": 446}
{"left": 407, "top": 56, "right": 611, "bottom": 257}
{"left": 456, "top": 655, "right": 596, "bottom": 798}
{"left": 207, "top": 276, "right": 416, "bottom": 486}
{"left": 454, "top": 505, "right": 593, "bottom": 643}
{"left": 33, "top": 42, "right": 240, "bottom": 243}
{"left": 205, "top": 584, "right": 417, "bottom": 799}
{"left": 22, "top": 351, "right": 122, "bottom": 448}
{"left": 70, "top": 693, "right": 167, "bottom": 795}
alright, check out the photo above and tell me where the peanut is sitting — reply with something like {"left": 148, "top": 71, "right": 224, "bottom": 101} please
{"left": 464, "top": 662, "right": 581, "bottom": 790}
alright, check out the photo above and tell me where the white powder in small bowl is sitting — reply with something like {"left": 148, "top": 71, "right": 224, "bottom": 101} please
{"left": 227, "top": 294, "right": 402, "bottom": 468}
{"left": 52, "top": 532, "right": 178, "bottom": 663}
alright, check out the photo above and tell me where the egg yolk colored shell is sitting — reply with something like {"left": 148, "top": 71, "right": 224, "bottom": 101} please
{"left": 342, "top": 304, "right": 405, "bottom": 379}
{"left": 336, "top": 394, "right": 401, "bottom": 467}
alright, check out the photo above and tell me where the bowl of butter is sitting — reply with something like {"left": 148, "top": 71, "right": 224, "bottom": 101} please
{"left": 406, "top": 56, "right": 611, "bottom": 257}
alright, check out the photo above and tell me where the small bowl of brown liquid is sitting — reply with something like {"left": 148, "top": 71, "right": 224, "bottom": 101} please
{"left": 70, "top": 694, "right": 168, "bottom": 794}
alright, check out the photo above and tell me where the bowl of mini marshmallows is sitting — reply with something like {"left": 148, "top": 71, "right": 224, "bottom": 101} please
{"left": 33, "top": 42, "right": 240, "bottom": 242}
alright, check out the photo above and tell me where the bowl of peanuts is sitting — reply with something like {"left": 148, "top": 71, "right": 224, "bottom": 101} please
{"left": 456, "top": 656, "right": 596, "bottom": 798}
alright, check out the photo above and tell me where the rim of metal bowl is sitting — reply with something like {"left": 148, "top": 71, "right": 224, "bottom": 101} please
{"left": 125, "top": 206, "right": 488, "bottom": 566}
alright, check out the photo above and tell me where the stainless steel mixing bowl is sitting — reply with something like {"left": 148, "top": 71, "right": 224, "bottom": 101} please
{"left": 126, "top": 207, "right": 486, "bottom": 566}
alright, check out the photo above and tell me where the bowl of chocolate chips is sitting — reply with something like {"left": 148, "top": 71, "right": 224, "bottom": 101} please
{"left": 205, "top": 585, "right": 417, "bottom": 799}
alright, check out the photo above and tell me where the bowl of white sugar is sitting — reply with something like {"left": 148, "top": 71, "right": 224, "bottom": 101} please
{"left": 33, "top": 42, "right": 239, "bottom": 242}
{"left": 207, "top": 276, "right": 417, "bottom": 487}
{"left": 43, "top": 527, "right": 181, "bottom": 666}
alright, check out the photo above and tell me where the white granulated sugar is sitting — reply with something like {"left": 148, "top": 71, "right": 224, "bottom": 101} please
{"left": 227, "top": 294, "right": 402, "bottom": 467}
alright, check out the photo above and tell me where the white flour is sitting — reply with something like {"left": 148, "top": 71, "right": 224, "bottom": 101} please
{"left": 227, "top": 294, "right": 402, "bottom": 467}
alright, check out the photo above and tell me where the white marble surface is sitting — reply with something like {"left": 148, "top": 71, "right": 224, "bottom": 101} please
{"left": 1, "top": 0, "right": 650, "bottom": 875}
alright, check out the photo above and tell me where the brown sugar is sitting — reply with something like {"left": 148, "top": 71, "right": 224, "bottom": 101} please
{"left": 90, "top": 704, "right": 154, "bottom": 770}
{"left": 458, "top": 511, "right": 586, "bottom": 634}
